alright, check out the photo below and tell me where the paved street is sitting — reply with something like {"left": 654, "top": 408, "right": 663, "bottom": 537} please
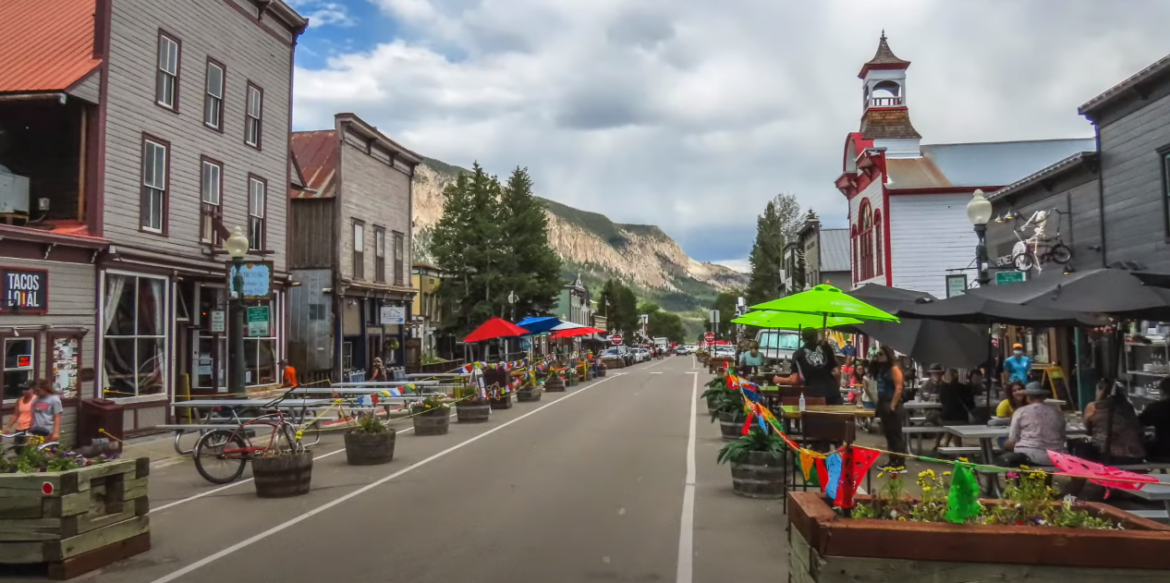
{"left": 11, "top": 357, "right": 786, "bottom": 583}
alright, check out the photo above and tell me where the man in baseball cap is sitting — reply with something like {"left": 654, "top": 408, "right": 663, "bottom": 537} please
{"left": 1002, "top": 343, "right": 1032, "bottom": 385}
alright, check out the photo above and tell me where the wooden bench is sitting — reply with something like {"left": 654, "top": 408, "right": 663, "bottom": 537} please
{"left": 936, "top": 445, "right": 1002, "bottom": 459}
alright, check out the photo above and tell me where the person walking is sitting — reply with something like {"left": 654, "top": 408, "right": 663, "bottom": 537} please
{"left": 369, "top": 357, "right": 387, "bottom": 382}
{"left": 870, "top": 346, "right": 906, "bottom": 471}
{"left": 3, "top": 382, "right": 36, "bottom": 452}
{"left": 29, "top": 379, "right": 63, "bottom": 444}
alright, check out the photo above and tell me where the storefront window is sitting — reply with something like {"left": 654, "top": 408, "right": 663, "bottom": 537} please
{"left": 196, "top": 286, "right": 226, "bottom": 392}
{"left": 103, "top": 273, "right": 167, "bottom": 398}
{"left": 244, "top": 295, "right": 279, "bottom": 387}
{"left": 3, "top": 337, "right": 35, "bottom": 401}
{"left": 1035, "top": 330, "right": 1051, "bottom": 364}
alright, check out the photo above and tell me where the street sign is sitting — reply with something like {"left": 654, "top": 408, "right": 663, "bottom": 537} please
{"left": 946, "top": 274, "right": 968, "bottom": 298}
{"left": 709, "top": 309, "right": 720, "bottom": 324}
{"left": 246, "top": 306, "right": 270, "bottom": 337}
{"left": 380, "top": 305, "right": 405, "bottom": 325}
{"left": 704, "top": 332, "right": 715, "bottom": 343}
{"left": 995, "top": 271, "right": 1026, "bottom": 285}
{"left": 210, "top": 310, "right": 226, "bottom": 333}
{"left": 610, "top": 333, "right": 623, "bottom": 345}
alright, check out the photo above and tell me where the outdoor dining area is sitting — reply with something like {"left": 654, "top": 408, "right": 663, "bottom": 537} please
{"left": 713, "top": 267, "right": 1170, "bottom": 529}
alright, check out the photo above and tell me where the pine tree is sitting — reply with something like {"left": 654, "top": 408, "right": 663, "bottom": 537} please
{"left": 499, "top": 167, "right": 562, "bottom": 319}
{"left": 595, "top": 279, "right": 638, "bottom": 334}
{"left": 745, "top": 193, "right": 801, "bottom": 305}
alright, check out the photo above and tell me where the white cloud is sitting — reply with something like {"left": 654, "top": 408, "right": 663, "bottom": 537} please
{"left": 294, "top": 0, "right": 1170, "bottom": 262}
{"left": 287, "top": 0, "right": 354, "bottom": 27}
{"left": 713, "top": 259, "right": 751, "bottom": 274}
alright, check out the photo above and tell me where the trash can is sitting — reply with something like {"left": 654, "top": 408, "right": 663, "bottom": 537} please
{"left": 77, "top": 398, "right": 124, "bottom": 451}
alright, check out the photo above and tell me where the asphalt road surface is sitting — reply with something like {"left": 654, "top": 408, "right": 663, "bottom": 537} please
{"left": 12, "top": 357, "right": 786, "bottom": 583}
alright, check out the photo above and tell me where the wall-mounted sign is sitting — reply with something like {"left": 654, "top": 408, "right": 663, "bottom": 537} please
{"left": 380, "top": 305, "right": 405, "bottom": 325}
{"left": 946, "top": 274, "right": 968, "bottom": 298}
{"left": 995, "top": 271, "right": 1026, "bottom": 285}
{"left": 247, "top": 306, "right": 270, "bottom": 337}
{"left": 1, "top": 268, "right": 48, "bottom": 313}
{"left": 228, "top": 261, "right": 272, "bottom": 300}
{"left": 210, "top": 310, "right": 226, "bottom": 334}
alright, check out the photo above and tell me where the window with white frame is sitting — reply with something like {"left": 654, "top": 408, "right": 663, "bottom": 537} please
{"left": 204, "top": 60, "right": 224, "bottom": 129}
{"left": 156, "top": 33, "right": 179, "bottom": 109}
{"left": 141, "top": 138, "right": 167, "bottom": 232}
{"left": 3, "top": 337, "right": 35, "bottom": 401}
{"left": 244, "top": 296, "right": 279, "bottom": 387}
{"left": 248, "top": 176, "right": 265, "bottom": 250}
{"left": 353, "top": 221, "right": 365, "bottom": 280}
{"left": 374, "top": 227, "right": 386, "bottom": 283}
{"left": 393, "top": 231, "right": 405, "bottom": 285}
{"left": 245, "top": 84, "right": 263, "bottom": 148}
{"left": 102, "top": 273, "right": 168, "bottom": 398}
{"left": 200, "top": 159, "right": 222, "bottom": 243}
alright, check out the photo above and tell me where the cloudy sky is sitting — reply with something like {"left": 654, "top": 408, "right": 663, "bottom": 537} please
{"left": 288, "top": 0, "right": 1170, "bottom": 272}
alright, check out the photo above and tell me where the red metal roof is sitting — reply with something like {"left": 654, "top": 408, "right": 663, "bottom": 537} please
{"left": 289, "top": 130, "right": 338, "bottom": 198}
{"left": 0, "top": 0, "right": 102, "bottom": 94}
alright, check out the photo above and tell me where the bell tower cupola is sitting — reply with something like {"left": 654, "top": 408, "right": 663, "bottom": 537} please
{"left": 857, "top": 32, "right": 921, "bottom": 158}
{"left": 860, "top": 30, "right": 910, "bottom": 110}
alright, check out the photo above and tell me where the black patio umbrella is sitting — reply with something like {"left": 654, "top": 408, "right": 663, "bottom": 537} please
{"left": 1135, "top": 271, "right": 1170, "bottom": 289}
{"left": 895, "top": 293, "right": 1106, "bottom": 328}
{"left": 846, "top": 284, "right": 988, "bottom": 369}
{"left": 971, "top": 268, "right": 1170, "bottom": 321}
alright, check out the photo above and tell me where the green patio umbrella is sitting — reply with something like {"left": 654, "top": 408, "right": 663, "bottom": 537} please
{"left": 750, "top": 284, "right": 899, "bottom": 324}
{"left": 732, "top": 310, "right": 861, "bottom": 329}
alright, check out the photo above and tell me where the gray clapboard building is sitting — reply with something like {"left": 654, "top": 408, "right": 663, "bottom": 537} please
{"left": 0, "top": 0, "right": 306, "bottom": 438}
{"left": 288, "top": 114, "right": 420, "bottom": 382}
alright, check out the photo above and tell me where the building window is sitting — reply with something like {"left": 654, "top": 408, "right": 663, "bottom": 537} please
{"left": 102, "top": 273, "right": 168, "bottom": 398}
{"left": 393, "top": 231, "right": 405, "bottom": 285}
{"left": 244, "top": 297, "right": 279, "bottom": 387}
{"left": 204, "top": 59, "right": 225, "bottom": 129}
{"left": 156, "top": 32, "right": 180, "bottom": 110}
{"left": 248, "top": 176, "right": 266, "bottom": 250}
{"left": 1163, "top": 151, "right": 1170, "bottom": 237}
{"left": 245, "top": 83, "right": 263, "bottom": 148}
{"left": 353, "top": 221, "right": 365, "bottom": 280}
{"left": 200, "top": 158, "right": 222, "bottom": 244}
{"left": 859, "top": 202, "right": 874, "bottom": 281}
{"left": 308, "top": 303, "right": 327, "bottom": 320}
{"left": 874, "top": 210, "right": 884, "bottom": 276}
{"left": 374, "top": 227, "right": 386, "bottom": 283}
{"left": 3, "top": 337, "right": 36, "bottom": 401}
{"left": 141, "top": 137, "right": 168, "bottom": 233}
{"left": 850, "top": 225, "right": 858, "bottom": 283}
{"left": 342, "top": 341, "right": 353, "bottom": 371}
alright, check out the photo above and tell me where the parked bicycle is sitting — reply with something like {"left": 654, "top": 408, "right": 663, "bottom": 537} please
{"left": 1010, "top": 207, "right": 1072, "bottom": 271}
{"left": 191, "top": 394, "right": 313, "bottom": 484}
{"left": 1, "top": 431, "right": 59, "bottom": 459}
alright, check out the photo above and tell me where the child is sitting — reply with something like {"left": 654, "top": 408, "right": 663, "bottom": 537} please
{"left": 30, "top": 379, "right": 63, "bottom": 444}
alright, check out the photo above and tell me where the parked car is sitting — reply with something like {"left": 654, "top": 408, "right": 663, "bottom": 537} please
{"left": 675, "top": 345, "right": 690, "bottom": 356}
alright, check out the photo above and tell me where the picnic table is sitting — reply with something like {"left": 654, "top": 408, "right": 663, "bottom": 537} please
{"left": 328, "top": 380, "right": 441, "bottom": 387}
{"left": 943, "top": 422, "right": 1087, "bottom": 497}
{"left": 167, "top": 399, "right": 334, "bottom": 454}
{"left": 405, "top": 373, "right": 468, "bottom": 379}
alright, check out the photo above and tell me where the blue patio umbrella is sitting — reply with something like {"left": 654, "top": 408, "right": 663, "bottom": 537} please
{"left": 516, "top": 316, "right": 562, "bottom": 334}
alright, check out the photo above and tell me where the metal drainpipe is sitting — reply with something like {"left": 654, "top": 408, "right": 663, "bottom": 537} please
{"left": 1094, "top": 123, "right": 1108, "bottom": 267}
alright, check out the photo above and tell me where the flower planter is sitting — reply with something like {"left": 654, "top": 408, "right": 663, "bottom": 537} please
{"left": 343, "top": 429, "right": 396, "bottom": 466}
{"left": 544, "top": 375, "right": 565, "bottom": 392}
{"left": 0, "top": 458, "right": 151, "bottom": 579}
{"left": 706, "top": 394, "right": 718, "bottom": 412}
{"left": 787, "top": 492, "right": 1170, "bottom": 580}
{"left": 253, "top": 450, "right": 314, "bottom": 498}
{"left": 456, "top": 399, "right": 491, "bottom": 423}
{"left": 718, "top": 411, "right": 746, "bottom": 441}
{"left": 412, "top": 409, "right": 451, "bottom": 435}
{"left": 730, "top": 451, "right": 786, "bottom": 499}
{"left": 489, "top": 394, "right": 513, "bottom": 410}
{"left": 566, "top": 373, "right": 578, "bottom": 387}
{"left": 597, "top": 366, "right": 607, "bottom": 377}
{"left": 517, "top": 386, "right": 542, "bottom": 402}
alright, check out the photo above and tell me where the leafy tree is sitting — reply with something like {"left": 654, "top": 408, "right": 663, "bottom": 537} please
{"left": 709, "top": 291, "right": 742, "bottom": 338}
{"left": 596, "top": 279, "right": 638, "bottom": 334}
{"left": 499, "top": 167, "right": 562, "bottom": 319}
{"left": 745, "top": 193, "right": 801, "bottom": 306}
{"left": 638, "top": 301, "right": 686, "bottom": 343}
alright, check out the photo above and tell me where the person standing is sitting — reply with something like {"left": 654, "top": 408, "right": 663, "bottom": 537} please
{"left": 1002, "top": 343, "right": 1032, "bottom": 385}
{"left": 29, "top": 380, "right": 63, "bottom": 444}
{"left": 3, "top": 382, "right": 36, "bottom": 451}
{"left": 279, "top": 359, "right": 299, "bottom": 389}
{"left": 369, "top": 357, "right": 387, "bottom": 382}
{"left": 772, "top": 328, "right": 841, "bottom": 405}
{"left": 870, "top": 345, "right": 906, "bottom": 470}
{"left": 840, "top": 339, "right": 857, "bottom": 366}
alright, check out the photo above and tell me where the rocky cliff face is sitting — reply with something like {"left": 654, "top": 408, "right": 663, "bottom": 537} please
{"left": 411, "top": 159, "right": 748, "bottom": 303}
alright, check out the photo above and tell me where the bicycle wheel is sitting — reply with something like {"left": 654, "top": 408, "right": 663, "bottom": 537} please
{"left": 193, "top": 429, "right": 249, "bottom": 484}
{"left": 1049, "top": 244, "right": 1072, "bottom": 264}
{"left": 1012, "top": 252, "right": 1035, "bottom": 272}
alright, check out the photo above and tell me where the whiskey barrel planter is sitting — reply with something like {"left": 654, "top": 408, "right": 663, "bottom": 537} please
{"left": 456, "top": 399, "right": 491, "bottom": 423}
{"left": 718, "top": 411, "right": 746, "bottom": 441}
{"left": 253, "top": 450, "right": 314, "bottom": 498}
{"left": 517, "top": 386, "right": 542, "bottom": 402}
{"left": 343, "top": 429, "right": 396, "bottom": 466}
{"left": 545, "top": 375, "right": 565, "bottom": 392}
{"left": 788, "top": 492, "right": 1170, "bottom": 580}
{"left": 597, "top": 366, "right": 607, "bottom": 377}
{"left": 412, "top": 409, "right": 451, "bottom": 435}
{"left": 730, "top": 451, "right": 786, "bottom": 498}
{"left": 489, "top": 394, "right": 513, "bottom": 410}
{"left": 0, "top": 458, "right": 151, "bottom": 580}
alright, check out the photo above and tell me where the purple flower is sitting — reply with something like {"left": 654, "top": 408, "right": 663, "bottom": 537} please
{"left": 63, "top": 451, "right": 75, "bottom": 458}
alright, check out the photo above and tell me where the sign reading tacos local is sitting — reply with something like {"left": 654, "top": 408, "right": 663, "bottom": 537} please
{"left": 1, "top": 268, "right": 48, "bottom": 313}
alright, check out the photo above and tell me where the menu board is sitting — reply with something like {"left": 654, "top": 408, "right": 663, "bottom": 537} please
{"left": 52, "top": 337, "right": 79, "bottom": 399}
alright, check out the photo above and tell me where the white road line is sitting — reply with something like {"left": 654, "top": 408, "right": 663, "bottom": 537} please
{"left": 150, "top": 412, "right": 452, "bottom": 515}
{"left": 650, "top": 371, "right": 663, "bottom": 375}
{"left": 644, "top": 358, "right": 671, "bottom": 370}
{"left": 148, "top": 373, "right": 626, "bottom": 583}
{"left": 676, "top": 371, "right": 698, "bottom": 583}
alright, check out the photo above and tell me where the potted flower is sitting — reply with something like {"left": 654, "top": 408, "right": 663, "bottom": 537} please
{"left": 455, "top": 385, "right": 491, "bottom": 423}
{"left": 717, "top": 428, "right": 787, "bottom": 499}
{"left": 545, "top": 371, "right": 566, "bottom": 392}
{"left": 518, "top": 376, "right": 542, "bottom": 402}
{"left": 789, "top": 465, "right": 1170, "bottom": 580}
{"left": 700, "top": 376, "right": 729, "bottom": 412}
{"left": 411, "top": 395, "right": 451, "bottom": 435}
{"left": 343, "top": 412, "right": 396, "bottom": 466}
{"left": 708, "top": 385, "right": 746, "bottom": 441}
{"left": 253, "top": 444, "right": 314, "bottom": 498}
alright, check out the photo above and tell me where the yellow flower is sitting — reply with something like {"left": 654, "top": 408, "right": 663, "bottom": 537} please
{"left": 897, "top": 517, "right": 907, "bottom": 521}
{"left": 922, "top": 486, "right": 932, "bottom": 492}
{"left": 958, "top": 457, "right": 969, "bottom": 463}
{"left": 943, "top": 471, "right": 952, "bottom": 476}
{"left": 918, "top": 471, "right": 928, "bottom": 478}
{"left": 1019, "top": 464, "right": 1031, "bottom": 470}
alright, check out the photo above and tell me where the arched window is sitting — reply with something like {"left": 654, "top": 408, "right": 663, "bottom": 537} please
{"left": 851, "top": 225, "right": 858, "bottom": 283}
{"left": 874, "top": 210, "right": 884, "bottom": 277}
{"left": 859, "top": 201, "right": 874, "bottom": 280}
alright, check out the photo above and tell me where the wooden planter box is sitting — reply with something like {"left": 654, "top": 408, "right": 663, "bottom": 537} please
{"left": 0, "top": 458, "right": 151, "bottom": 580}
{"left": 788, "top": 491, "right": 1170, "bottom": 582}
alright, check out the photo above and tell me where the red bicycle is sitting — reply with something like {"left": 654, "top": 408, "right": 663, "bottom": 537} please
{"left": 191, "top": 405, "right": 307, "bottom": 484}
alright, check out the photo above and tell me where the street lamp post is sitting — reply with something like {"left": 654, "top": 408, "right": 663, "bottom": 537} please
{"left": 224, "top": 226, "right": 250, "bottom": 395}
{"left": 966, "top": 189, "right": 994, "bottom": 417}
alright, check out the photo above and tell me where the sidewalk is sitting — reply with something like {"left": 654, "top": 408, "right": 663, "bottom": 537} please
{"left": 120, "top": 433, "right": 189, "bottom": 468}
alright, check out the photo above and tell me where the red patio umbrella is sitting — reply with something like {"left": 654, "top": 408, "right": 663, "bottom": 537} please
{"left": 463, "top": 317, "right": 529, "bottom": 343}
{"left": 550, "top": 326, "right": 606, "bottom": 339}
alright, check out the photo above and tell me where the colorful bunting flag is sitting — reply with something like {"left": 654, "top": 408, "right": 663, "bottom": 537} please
{"left": 1048, "top": 450, "right": 1158, "bottom": 495}
{"left": 945, "top": 462, "right": 982, "bottom": 523}
{"left": 824, "top": 453, "right": 842, "bottom": 500}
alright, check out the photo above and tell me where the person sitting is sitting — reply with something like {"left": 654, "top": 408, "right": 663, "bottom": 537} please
{"left": 919, "top": 363, "right": 945, "bottom": 402}
{"left": 1139, "top": 378, "right": 1170, "bottom": 460}
{"left": 738, "top": 342, "right": 764, "bottom": 374}
{"left": 996, "top": 383, "right": 1067, "bottom": 467}
{"left": 1078, "top": 380, "right": 1146, "bottom": 464}
{"left": 996, "top": 381, "right": 1027, "bottom": 419}
{"left": 935, "top": 368, "right": 977, "bottom": 449}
